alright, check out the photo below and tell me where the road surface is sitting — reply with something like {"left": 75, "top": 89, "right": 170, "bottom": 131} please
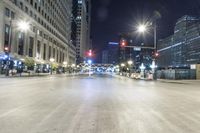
{"left": 0, "top": 74, "right": 200, "bottom": 133}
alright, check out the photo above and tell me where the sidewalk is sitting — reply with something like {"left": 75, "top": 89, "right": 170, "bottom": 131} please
{"left": 0, "top": 73, "right": 50, "bottom": 78}
{"left": 113, "top": 73, "right": 200, "bottom": 83}
{"left": 157, "top": 79, "right": 200, "bottom": 84}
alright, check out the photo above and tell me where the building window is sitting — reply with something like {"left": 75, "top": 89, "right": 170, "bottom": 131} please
{"left": 5, "top": 8, "right": 10, "bottom": 17}
{"left": 18, "top": 32, "right": 25, "bottom": 55}
{"left": 25, "top": 6, "right": 28, "bottom": 13}
{"left": 56, "top": 50, "right": 59, "bottom": 62}
{"left": 43, "top": 44, "right": 46, "bottom": 60}
{"left": 49, "top": 46, "right": 51, "bottom": 59}
{"left": 4, "top": 24, "right": 10, "bottom": 48}
{"left": 35, "top": 3, "right": 37, "bottom": 9}
{"left": 11, "top": 11, "right": 15, "bottom": 19}
{"left": 37, "top": 40, "right": 41, "bottom": 56}
{"left": 19, "top": 2, "right": 23, "bottom": 10}
{"left": 30, "top": 11, "right": 33, "bottom": 17}
{"left": 29, "top": 37, "right": 34, "bottom": 57}
{"left": 30, "top": 0, "right": 33, "bottom": 5}
{"left": 53, "top": 48, "right": 55, "bottom": 58}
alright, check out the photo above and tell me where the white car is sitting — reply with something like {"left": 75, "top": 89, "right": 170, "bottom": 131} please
{"left": 131, "top": 73, "right": 141, "bottom": 79}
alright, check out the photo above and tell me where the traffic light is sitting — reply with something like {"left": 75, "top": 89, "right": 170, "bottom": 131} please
{"left": 120, "top": 39, "right": 127, "bottom": 47}
{"left": 155, "top": 52, "right": 159, "bottom": 57}
{"left": 152, "top": 51, "right": 159, "bottom": 58}
{"left": 86, "top": 49, "right": 93, "bottom": 57}
{"left": 88, "top": 50, "right": 92, "bottom": 57}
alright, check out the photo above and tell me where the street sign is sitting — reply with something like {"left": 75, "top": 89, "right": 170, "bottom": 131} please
{"left": 134, "top": 47, "right": 141, "bottom": 51}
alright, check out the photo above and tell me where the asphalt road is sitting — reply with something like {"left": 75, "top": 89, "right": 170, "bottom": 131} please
{"left": 0, "top": 74, "right": 200, "bottom": 133}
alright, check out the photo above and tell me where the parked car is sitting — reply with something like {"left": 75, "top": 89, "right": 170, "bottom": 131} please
{"left": 131, "top": 73, "right": 141, "bottom": 79}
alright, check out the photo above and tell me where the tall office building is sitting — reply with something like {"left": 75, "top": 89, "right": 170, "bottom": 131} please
{"left": 72, "top": 0, "right": 91, "bottom": 64}
{"left": 158, "top": 15, "right": 200, "bottom": 68}
{"left": 0, "top": 0, "right": 76, "bottom": 71}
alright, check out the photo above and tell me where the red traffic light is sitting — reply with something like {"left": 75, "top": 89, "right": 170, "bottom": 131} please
{"left": 152, "top": 52, "right": 159, "bottom": 58}
{"left": 120, "top": 39, "right": 127, "bottom": 47}
{"left": 155, "top": 52, "right": 159, "bottom": 57}
{"left": 86, "top": 49, "right": 93, "bottom": 57}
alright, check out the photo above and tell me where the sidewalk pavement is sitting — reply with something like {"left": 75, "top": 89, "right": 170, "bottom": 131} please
{"left": 0, "top": 73, "right": 50, "bottom": 78}
{"left": 114, "top": 73, "right": 200, "bottom": 83}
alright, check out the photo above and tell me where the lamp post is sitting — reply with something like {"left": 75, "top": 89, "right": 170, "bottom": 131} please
{"left": 137, "top": 21, "right": 158, "bottom": 80}
{"left": 87, "top": 60, "right": 92, "bottom": 76}
{"left": 140, "top": 63, "right": 146, "bottom": 79}
{"left": 71, "top": 63, "right": 76, "bottom": 76}
{"left": 50, "top": 58, "right": 55, "bottom": 75}
{"left": 150, "top": 59, "right": 157, "bottom": 79}
{"left": 127, "top": 60, "right": 133, "bottom": 77}
{"left": 121, "top": 63, "right": 125, "bottom": 67}
{"left": 63, "top": 61, "right": 67, "bottom": 73}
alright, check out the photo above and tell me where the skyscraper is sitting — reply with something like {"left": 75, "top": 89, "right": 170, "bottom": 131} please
{"left": 158, "top": 15, "right": 200, "bottom": 68}
{"left": 72, "top": 0, "right": 91, "bottom": 64}
{"left": 0, "top": 0, "right": 76, "bottom": 69}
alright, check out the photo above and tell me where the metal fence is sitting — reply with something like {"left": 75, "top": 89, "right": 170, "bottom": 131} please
{"left": 157, "top": 69, "right": 196, "bottom": 80}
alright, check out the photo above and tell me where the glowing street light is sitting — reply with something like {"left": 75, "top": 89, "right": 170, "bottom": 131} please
{"left": 127, "top": 60, "right": 133, "bottom": 65}
{"left": 140, "top": 63, "right": 146, "bottom": 79}
{"left": 50, "top": 58, "right": 55, "bottom": 62}
{"left": 140, "top": 63, "right": 146, "bottom": 70}
{"left": 87, "top": 59, "right": 92, "bottom": 64}
{"left": 63, "top": 61, "right": 67, "bottom": 65}
{"left": 72, "top": 64, "right": 76, "bottom": 67}
{"left": 150, "top": 60, "right": 157, "bottom": 69}
{"left": 116, "top": 65, "right": 120, "bottom": 68}
{"left": 137, "top": 24, "right": 147, "bottom": 33}
{"left": 17, "top": 20, "right": 30, "bottom": 31}
{"left": 121, "top": 63, "right": 125, "bottom": 67}
{"left": 63, "top": 62, "right": 67, "bottom": 68}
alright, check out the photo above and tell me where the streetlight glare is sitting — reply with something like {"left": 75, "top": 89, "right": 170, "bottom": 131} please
{"left": 72, "top": 64, "right": 76, "bottom": 67}
{"left": 17, "top": 21, "right": 30, "bottom": 31}
{"left": 63, "top": 62, "right": 67, "bottom": 65}
{"left": 87, "top": 60, "right": 92, "bottom": 64}
{"left": 121, "top": 63, "right": 125, "bottom": 67}
{"left": 50, "top": 58, "right": 55, "bottom": 62}
{"left": 128, "top": 60, "right": 133, "bottom": 65}
{"left": 137, "top": 24, "right": 147, "bottom": 33}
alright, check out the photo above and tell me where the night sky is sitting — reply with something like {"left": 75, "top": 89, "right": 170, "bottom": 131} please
{"left": 91, "top": 0, "right": 200, "bottom": 63}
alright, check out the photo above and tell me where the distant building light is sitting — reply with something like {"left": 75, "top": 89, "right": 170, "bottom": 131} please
{"left": 108, "top": 42, "right": 119, "bottom": 45}
{"left": 78, "top": 0, "right": 82, "bottom": 4}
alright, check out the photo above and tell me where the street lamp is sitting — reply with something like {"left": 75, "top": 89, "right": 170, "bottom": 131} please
{"left": 87, "top": 60, "right": 92, "bottom": 76}
{"left": 137, "top": 21, "right": 158, "bottom": 80}
{"left": 140, "top": 63, "right": 146, "bottom": 79}
{"left": 127, "top": 60, "right": 133, "bottom": 65}
{"left": 50, "top": 58, "right": 55, "bottom": 75}
{"left": 87, "top": 59, "right": 92, "bottom": 64}
{"left": 137, "top": 24, "right": 147, "bottom": 33}
{"left": 17, "top": 20, "right": 30, "bottom": 32}
{"left": 121, "top": 63, "right": 125, "bottom": 67}
{"left": 127, "top": 60, "right": 133, "bottom": 76}
{"left": 71, "top": 64, "right": 76, "bottom": 68}
{"left": 63, "top": 61, "right": 67, "bottom": 66}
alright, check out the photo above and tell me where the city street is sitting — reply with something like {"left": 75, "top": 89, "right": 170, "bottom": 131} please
{"left": 0, "top": 74, "right": 200, "bottom": 133}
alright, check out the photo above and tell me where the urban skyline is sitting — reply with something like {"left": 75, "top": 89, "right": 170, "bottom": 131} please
{"left": 0, "top": 1, "right": 200, "bottom": 133}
